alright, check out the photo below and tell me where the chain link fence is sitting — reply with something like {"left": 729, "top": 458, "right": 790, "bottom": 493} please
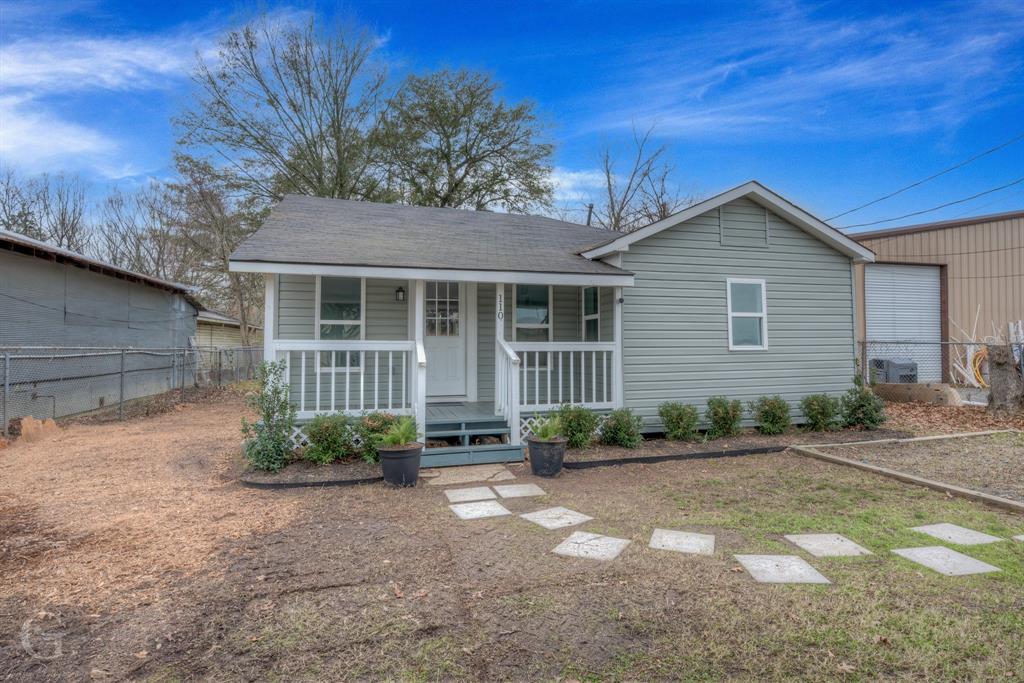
{"left": 860, "top": 340, "right": 1024, "bottom": 388}
{"left": 1, "top": 346, "right": 262, "bottom": 435}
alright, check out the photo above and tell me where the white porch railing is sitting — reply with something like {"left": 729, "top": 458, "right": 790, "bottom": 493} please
{"left": 273, "top": 341, "right": 416, "bottom": 419}
{"left": 495, "top": 338, "right": 521, "bottom": 445}
{"left": 508, "top": 342, "right": 616, "bottom": 411}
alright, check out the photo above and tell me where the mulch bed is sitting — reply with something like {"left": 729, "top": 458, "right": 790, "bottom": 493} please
{"left": 564, "top": 426, "right": 912, "bottom": 463}
{"left": 819, "top": 431, "right": 1024, "bottom": 504}
{"left": 240, "top": 458, "right": 382, "bottom": 486}
{"left": 883, "top": 401, "right": 1024, "bottom": 435}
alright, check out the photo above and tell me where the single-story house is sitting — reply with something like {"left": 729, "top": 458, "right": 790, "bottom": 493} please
{"left": 851, "top": 209, "right": 1024, "bottom": 383}
{"left": 1, "top": 229, "right": 199, "bottom": 422}
{"left": 229, "top": 180, "right": 875, "bottom": 466}
{"left": 196, "top": 308, "right": 263, "bottom": 349}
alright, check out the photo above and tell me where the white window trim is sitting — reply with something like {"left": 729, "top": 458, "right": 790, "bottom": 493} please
{"left": 581, "top": 286, "right": 600, "bottom": 342}
{"left": 315, "top": 275, "right": 366, "bottom": 372}
{"left": 726, "top": 277, "right": 768, "bottom": 351}
{"left": 511, "top": 284, "right": 553, "bottom": 342}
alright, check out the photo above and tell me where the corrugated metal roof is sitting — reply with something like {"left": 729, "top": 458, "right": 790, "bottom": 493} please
{"left": 230, "top": 195, "right": 629, "bottom": 277}
{"left": 0, "top": 229, "right": 201, "bottom": 307}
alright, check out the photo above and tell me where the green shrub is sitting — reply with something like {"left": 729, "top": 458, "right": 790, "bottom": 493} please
{"left": 841, "top": 375, "right": 887, "bottom": 430}
{"left": 599, "top": 408, "right": 643, "bottom": 448}
{"left": 378, "top": 416, "right": 419, "bottom": 447}
{"left": 749, "top": 395, "right": 791, "bottom": 435}
{"left": 557, "top": 404, "right": 599, "bottom": 449}
{"left": 304, "top": 413, "right": 357, "bottom": 465}
{"left": 358, "top": 412, "right": 401, "bottom": 463}
{"left": 705, "top": 396, "right": 743, "bottom": 438}
{"left": 241, "top": 360, "right": 296, "bottom": 473}
{"left": 658, "top": 401, "right": 700, "bottom": 441}
{"left": 530, "top": 414, "right": 562, "bottom": 441}
{"left": 800, "top": 394, "right": 841, "bottom": 431}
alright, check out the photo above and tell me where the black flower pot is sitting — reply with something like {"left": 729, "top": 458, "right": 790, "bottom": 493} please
{"left": 379, "top": 443, "right": 422, "bottom": 487}
{"left": 526, "top": 437, "right": 567, "bottom": 477}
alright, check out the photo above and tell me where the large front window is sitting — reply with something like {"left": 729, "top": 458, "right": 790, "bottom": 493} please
{"left": 318, "top": 276, "right": 363, "bottom": 369}
{"left": 514, "top": 284, "right": 551, "bottom": 342}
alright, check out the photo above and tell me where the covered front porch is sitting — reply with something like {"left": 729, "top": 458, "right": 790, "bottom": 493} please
{"left": 261, "top": 271, "right": 629, "bottom": 466}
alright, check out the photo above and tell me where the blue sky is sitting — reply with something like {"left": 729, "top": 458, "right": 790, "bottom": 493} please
{"left": 1, "top": 0, "right": 1022, "bottom": 232}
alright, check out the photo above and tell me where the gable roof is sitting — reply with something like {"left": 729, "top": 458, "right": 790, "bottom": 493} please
{"left": 579, "top": 180, "right": 875, "bottom": 263}
{"left": 197, "top": 308, "right": 262, "bottom": 330}
{"left": 849, "top": 209, "right": 1024, "bottom": 241}
{"left": 230, "top": 195, "right": 632, "bottom": 283}
{"left": 0, "top": 228, "right": 202, "bottom": 308}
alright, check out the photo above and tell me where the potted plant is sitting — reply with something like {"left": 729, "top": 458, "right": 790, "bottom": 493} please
{"left": 376, "top": 416, "right": 422, "bottom": 487}
{"left": 526, "top": 414, "right": 566, "bottom": 477}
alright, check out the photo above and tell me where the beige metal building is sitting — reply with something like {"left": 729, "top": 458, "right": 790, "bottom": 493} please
{"left": 851, "top": 209, "right": 1023, "bottom": 381}
{"left": 196, "top": 309, "right": 263, "bottom": 349}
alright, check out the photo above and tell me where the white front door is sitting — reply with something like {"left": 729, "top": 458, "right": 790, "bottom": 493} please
{"left": 424, "top": 281, "right": 467, "bottom": 398}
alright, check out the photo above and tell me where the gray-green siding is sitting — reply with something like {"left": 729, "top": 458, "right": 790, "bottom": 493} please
{"left": 618, "top": 196, "right": 857, "bottom": 430}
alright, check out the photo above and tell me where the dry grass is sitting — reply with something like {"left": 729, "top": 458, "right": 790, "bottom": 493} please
{"left": 2, "top": 394, "right": 1023, "bottom": 681}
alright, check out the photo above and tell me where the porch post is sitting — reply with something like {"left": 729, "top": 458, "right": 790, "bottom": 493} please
{"left": 613, "top": 286, "right": 624, "bottom": 408}
{"left": 263, "top": 273, "right": 276, "bottom": 364}
{"left": 494, "top": 284, "right": 504, "bottom": 416}
{"left": 413, "top": 279, "right": 427, "bottom": 441}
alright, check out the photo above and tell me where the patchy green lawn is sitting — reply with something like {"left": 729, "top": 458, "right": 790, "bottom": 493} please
{"left": 2, "top": 394, "right": 1022, "bottom": 681}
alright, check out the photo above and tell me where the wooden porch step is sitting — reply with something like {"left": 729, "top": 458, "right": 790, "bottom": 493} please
{"left": 421, "top": 443, "right": 524, "bottom": 468}
{"left": 426, "top": 427, "right": 510, "bottom": 439}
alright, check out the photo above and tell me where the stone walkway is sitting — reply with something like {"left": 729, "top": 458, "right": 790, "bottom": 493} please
{"left": 442, "top": 477, "right": 1018, "bottom": 585}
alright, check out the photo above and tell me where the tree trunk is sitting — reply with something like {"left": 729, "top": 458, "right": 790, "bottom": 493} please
{"left": 987, "top": 345, "right": 1024, "bottom": 413}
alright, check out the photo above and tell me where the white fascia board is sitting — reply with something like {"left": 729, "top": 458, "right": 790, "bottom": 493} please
{"left": 229, "top": 260, "right": 635, "bottom": 287}
{"left": 580, "top": 181, "right": 876, "bottom": 263}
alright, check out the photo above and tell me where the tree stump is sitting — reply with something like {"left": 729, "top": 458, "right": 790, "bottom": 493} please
{"left": 987, "top": 345, "right": 1024, "bottom": 413}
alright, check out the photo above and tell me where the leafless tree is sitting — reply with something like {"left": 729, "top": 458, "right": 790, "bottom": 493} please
{"left": 171, "top": 157, "right": 262, "bottom": 347}
{"left": 0, "top": 169, "right": 92, "bottom": 251}
{"left": 99, "top": 183, "right": 198, "bottom": 284}
{"left": 591, "top": 127, "right": 699, "bottom": 232}
{"left": 177, "top": 15, "right": 392, "bottom": 205}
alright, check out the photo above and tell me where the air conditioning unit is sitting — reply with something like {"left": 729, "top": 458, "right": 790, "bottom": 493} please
{"left": 869, "top": 358, "right": 919, "bottom": 383}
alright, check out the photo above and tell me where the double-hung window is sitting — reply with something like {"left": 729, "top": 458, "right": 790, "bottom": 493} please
{"left": 727, "top": 278, "right": 767, "bottom": 351}
{"left": 318, "top": 276, "right": 364, "bottom": 369}
{"left": 514, "top": 285, "right": 551, "bottom": 342}
{"left": 582, "top": 287, "right": 600, "bottom": 342}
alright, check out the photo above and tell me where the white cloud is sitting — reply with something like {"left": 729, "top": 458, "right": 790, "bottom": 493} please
{"left": 550, "top": 167, "right": 605, "bottom": 202}
{"left": 583, "top": 3, "right": 1024, "bottom": 138}
{"left": 0, "top": 95, "right": 116, "bottom": 173}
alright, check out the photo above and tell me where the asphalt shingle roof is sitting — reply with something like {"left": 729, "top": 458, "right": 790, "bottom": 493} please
{"left": 231, "top": 195, "right": 628, "bottom": 277}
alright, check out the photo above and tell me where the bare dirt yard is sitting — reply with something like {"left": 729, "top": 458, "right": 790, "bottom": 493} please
{"left": 2, "top": 394, "right": 1023, "bottom": 681}
{"left": 821, "top": 431, "right": 1024, "bottom": 504}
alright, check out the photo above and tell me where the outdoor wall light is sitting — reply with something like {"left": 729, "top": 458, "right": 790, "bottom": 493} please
{"left": 395, "top": 286, "right": 406, "bottom": 303}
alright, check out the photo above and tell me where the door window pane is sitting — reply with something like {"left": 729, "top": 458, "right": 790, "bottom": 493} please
{"left": 426, "top": 281, "right": 460, "bottom": 337}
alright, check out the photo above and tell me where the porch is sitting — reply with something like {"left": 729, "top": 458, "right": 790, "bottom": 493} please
{"left": 263, "top": 275, "right": 627, "bottom": 467}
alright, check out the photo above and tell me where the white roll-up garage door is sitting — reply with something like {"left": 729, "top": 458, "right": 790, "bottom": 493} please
{"left": 865, "top": 264, "right": 942, "bottom": 381}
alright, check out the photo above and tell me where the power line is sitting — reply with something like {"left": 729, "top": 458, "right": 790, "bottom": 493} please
{"left": 827, "top": 131, "right": 1024, "bottom": 221}
{"left": 839, "top": 176, "right": 1024, "bottom": 230}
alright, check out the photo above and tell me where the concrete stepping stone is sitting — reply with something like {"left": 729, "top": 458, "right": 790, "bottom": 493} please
{"left": 427, "top": 464, "right": 515, "bottom": 486}
{"left": 553, "top": 531, "right": 630, "bottom": 561}
{"left": 493, "top": 483, "right": 546, "bottom": 498}
{"left": 911, "top": 523, "right": 1003, "bottom": 546}
{"left": 449, "top": 501, "right": 511, "bottom": 520}
{"left": 734, "top": 555, "right": 831, "bottom": 584}
{"left": 649, "top": 529, "right": 715, "bottom": 555}
{"left": 1014, "top": 535, "right": 1024, "bottom": 542}
{"left": 520, "top": 506, "right": 592, "bottom": 530}
{"left": 892, "top": 546, "right": 1001, "bottom": 576}
{"left": 444, "top": 486, "right": 495, "bottom": 503}
{"left": 784, "top": 533, "right": 872, "bottom": 557}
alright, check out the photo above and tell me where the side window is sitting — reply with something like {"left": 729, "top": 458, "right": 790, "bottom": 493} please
{"left": 582, "top": 287, "right": 600, "bottom": 342}
{"left": 727, "top": 278, "right": 767, "bottom": 350}
{"left": 318, "top": 277, "right": 363, "bottom": 369}
{"left": 514, "top": 284, "right": 551, "bottom": 342}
